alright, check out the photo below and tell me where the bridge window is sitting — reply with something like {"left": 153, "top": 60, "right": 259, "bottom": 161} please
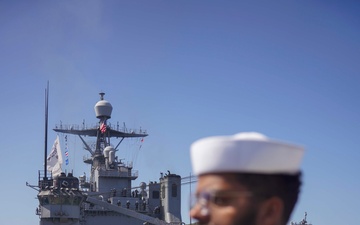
{"left": 152, "top": 191, "right": 160, "bottom": 199}
{"left": 39, "top": 196, "right": 49, "bottom": 205}
{"left": 171, "top": 184, "right": 177, "bottom": 197}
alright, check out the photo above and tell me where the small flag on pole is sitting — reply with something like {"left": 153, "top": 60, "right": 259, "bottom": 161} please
{"left": 64, "top": 135, "right": 69, "bottom": 165}
{"left": 100, "top": 120, "right": 107, "bottom": 133}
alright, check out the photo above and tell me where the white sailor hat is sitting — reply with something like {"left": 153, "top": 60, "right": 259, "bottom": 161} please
{"left": 190, "top": 132, "right": 304, "bottom": 176}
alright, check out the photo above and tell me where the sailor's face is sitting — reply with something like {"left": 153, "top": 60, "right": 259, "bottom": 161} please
{"left": 190, "top": 173, "right": 258, "bottom": 225}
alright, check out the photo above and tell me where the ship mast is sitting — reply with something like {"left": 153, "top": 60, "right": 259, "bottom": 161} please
{"left": 53, "top": 92, "right": 148, "bottom": 192}
{"left": 43, "top": 81, "right": 49, "bottom": 179}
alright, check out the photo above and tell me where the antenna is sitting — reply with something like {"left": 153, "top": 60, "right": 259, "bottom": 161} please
{"left": 99, "top": 92, "right": 105, "bottom": 100}
{"left": 44, "top": 81, "right": 49, "bottom": 179}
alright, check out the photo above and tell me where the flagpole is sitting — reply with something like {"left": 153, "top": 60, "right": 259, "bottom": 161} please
{"left": 190, "top": 172, "right": 192, "bottom": 225}
{"left": 44, "top": 81, "right": 49, "bottom": 179}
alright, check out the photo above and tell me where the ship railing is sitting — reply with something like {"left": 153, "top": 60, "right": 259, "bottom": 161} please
{"left": 118, "top": 161, "right": 134, "bottom": 169}
{"left": 37, "top": 170, "right": 53, "bottom": 189}
{"left": 98, "top": 169, "right": 138, "bottom": 178}
{"left": 54, "top": 123, "right": 147, "bottom": 135}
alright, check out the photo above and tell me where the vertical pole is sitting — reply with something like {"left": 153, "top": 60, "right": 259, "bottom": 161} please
{"left": 44, "top": 81, "right": 49, "bottom": 179}
{"left": 190, "top": 172, "right": 192, "bottom": 225}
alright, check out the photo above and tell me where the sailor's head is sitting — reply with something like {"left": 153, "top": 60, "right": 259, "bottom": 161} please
{"left": 190, "top": 132, "right": 304, "bottom": 225}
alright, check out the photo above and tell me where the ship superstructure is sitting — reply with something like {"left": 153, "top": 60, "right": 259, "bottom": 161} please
{"left": 28, "top": 92, "right": 182, "bottom": 225}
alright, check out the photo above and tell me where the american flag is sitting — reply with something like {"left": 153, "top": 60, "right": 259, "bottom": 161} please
{"left": 100, "top": 120, "right": 107, "bottom": 133}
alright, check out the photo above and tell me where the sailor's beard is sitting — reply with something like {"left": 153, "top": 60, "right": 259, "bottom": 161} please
{"left": 197, "top": 206, "right": 258, "bottom": 225}
{"left": 232, "top": 207, "right": 257, "bottom": 225}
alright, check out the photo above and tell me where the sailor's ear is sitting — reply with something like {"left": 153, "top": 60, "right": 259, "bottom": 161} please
{"left": 256, "top": 196, "right": 284, "bottom": 225}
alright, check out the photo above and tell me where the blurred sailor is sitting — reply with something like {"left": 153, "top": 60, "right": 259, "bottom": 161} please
{"left": 190, "top": 132, "right": 304, "bottom": 225}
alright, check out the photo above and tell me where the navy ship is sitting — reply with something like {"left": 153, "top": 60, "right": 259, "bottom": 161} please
{"left": 27, "top": 90, "right": 183, "bottom": 225}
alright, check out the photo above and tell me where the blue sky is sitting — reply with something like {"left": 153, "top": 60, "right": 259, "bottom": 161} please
{"left": 1, "top": 1, "right": 359, "bottom": 224}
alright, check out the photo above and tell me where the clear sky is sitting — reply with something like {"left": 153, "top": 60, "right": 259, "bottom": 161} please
{"left": 0, "top": 1, "right": 359, "bottom": 224}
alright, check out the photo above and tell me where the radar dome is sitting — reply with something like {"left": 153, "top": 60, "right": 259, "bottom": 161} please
{"left": 103, "top": 146, "right": 114, "bottom": 158}
{"left": 94, "top": 92, "right": 113, "bottom": 119}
